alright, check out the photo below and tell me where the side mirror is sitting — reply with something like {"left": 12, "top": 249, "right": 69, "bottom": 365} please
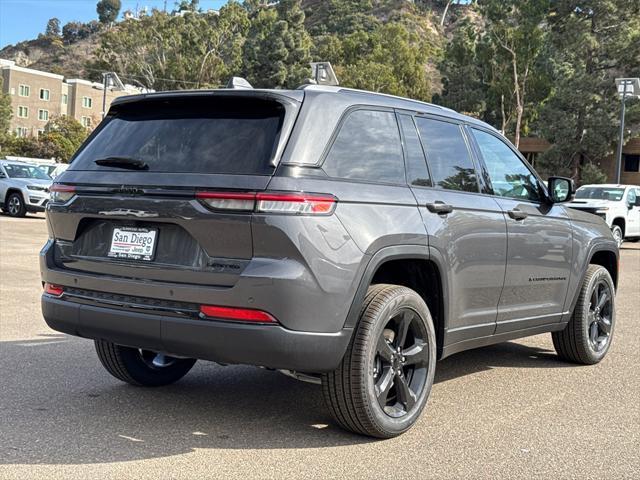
{"left": 548, "top": 176, "right": 574, "bottom": 203}
{"left": 635, "top": 197, "right": 640, "bottom": 207}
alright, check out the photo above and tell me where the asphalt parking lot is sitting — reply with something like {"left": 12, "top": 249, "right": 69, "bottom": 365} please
{"left": 1, "top": 213, "right": 639, "bottom": 479}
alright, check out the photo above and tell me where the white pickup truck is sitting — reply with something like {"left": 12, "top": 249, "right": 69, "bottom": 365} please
{"left": 568, "top": 184, "right": 640, "bottom": 246}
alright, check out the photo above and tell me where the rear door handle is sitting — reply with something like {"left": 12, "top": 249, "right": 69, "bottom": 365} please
{"left": 508, "top": 208, "right": 528, "bottom": 220}
{"left": 426, "top": 201, "right": 453, "bottom": 215}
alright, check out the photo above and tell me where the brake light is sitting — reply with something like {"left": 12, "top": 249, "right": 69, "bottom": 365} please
{"left": 44, "top": 283, "right": 64, "bottom": 297}
{"left": 196, "top": 191, "right": 337, "bottom": 215}
{"left": 50, "top": 184, "right": 76, "bottom": 203}
{"left": 199, "top": 305, "right": 277, "bottom": 323}
{"left": 256, "top": 192, "right": 337, "bottom": 215}
{"left": 196, "top": 192, "right": 255, "bottom": 211}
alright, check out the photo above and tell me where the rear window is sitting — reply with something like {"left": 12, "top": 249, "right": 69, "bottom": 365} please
{"left": 70, "top": 96, "right": 285, "bottom": 175}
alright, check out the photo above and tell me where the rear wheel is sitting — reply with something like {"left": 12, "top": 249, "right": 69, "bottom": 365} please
{"left": 6, "top": 192, "right": 26, "bottom": 217}
{"left": 322, "top": 284, "right": 436, "bottom": 438}
{"left": 95, "top": 340, "right": 196, "bottom": 386}
{"left": 552, "top": 265, "right": 615, "bottom": 365}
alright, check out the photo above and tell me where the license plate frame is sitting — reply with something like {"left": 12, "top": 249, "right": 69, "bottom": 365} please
{"left": 108, "top": 226, "right": 158, "bottom": 262}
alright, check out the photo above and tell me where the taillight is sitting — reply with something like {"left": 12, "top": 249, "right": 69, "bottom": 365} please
{"left": 256, "top": 192, "right": 336, "bottom": 215}
{"left": 196, "top": 191, "right": 337, "bottom": 215}
{"left": 50, "top": 184, "right": 76, "bottom": 203}
{"left": 196, "top": 192, "right": 255, "bottom": 211}
{"left": 44, "top": 283, "right": 64, "bottom": 297}
{"left": 199, "top": 305, "right": 277, "bottom": 324}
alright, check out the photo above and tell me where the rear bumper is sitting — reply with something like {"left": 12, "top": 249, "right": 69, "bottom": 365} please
{"left": 42, "top": 294, "right": 352, "bottom": 372}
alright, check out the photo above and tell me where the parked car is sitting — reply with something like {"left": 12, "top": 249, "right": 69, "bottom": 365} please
{"left": 38, "top": 163, "right": 70, "bottom": 179}
{"left": 568, "top": 184, "right": 640, "bottom": 246}
{"left": 41, "top": 85, "right": 619, "bottom": 438}
{"left": 0, "top": 160, "right": 52, "bottom": 217}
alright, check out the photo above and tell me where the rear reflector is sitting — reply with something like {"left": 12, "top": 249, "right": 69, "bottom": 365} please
{"left": 44, "top": 283, "right": 64, "bottom": 297}
{"left": 200, "top": 305, "right": 277, "bottom": 323}
{"left": 196, "top": 191, "right": 337, "bottom": 215}
{"left": 50, "top": 184, "right": 76, "bottom": 203}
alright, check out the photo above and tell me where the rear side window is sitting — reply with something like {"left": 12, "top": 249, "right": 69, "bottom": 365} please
{"left": 70, "top": 97, "right": 285, "bottom": 175}
{"left": 322, "top": 109, "right": 405, "bottom": 184}
{"left": 398, "top": 114, "right": 431, "bottom": 187}
{"left": 415, "top": 117, "right": 478, "bottom": 193}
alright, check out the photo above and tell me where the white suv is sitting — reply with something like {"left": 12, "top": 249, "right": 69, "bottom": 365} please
{"left": 0, "top": 160, "right": 52, "bottom": 217}
{"left": 568, "top": 184, "right": 640, "bottom": 246}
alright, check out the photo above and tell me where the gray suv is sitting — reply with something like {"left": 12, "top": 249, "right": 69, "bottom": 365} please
{"left": 41, "top": 86, "right": 618, "bottom": 438}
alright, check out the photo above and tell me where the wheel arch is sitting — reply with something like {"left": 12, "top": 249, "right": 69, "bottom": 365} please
{"left": 343, "top": 245, "right": 447, "bottom": 359}
{"left": 5, "top": 188, "right": 24, "bottom": 204}
{"left": 611, "top": 217, "right": 626, "bottom": 236}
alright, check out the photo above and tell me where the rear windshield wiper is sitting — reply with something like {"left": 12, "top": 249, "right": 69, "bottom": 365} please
{"left": 94, "top": 156, "right": 148, "bottom": 170}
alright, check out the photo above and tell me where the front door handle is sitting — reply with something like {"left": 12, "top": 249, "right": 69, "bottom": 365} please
{"left": 426, "top": 201, "right": 454, "bottom": 215}
{"left": 508, "top": 208, "right": 528, "bottom": 220}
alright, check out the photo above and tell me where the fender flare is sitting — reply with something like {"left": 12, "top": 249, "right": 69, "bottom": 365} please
{"left": 342, "top": 244, "right": 447, "bottom": 329}
{"left": 566, "top": 242, "right": 619, "bottom": 316}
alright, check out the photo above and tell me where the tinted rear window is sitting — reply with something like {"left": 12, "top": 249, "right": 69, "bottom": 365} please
{"left": 70, "top": 97, "right": 285, "bottom": 175}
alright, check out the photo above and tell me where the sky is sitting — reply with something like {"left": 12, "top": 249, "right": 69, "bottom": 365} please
{"left": 0, "top": 0, "right": 229, "bottom": 49}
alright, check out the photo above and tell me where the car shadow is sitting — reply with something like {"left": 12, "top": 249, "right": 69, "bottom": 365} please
{"left": 0, "top": 334, "right": 570, "bottom": 465}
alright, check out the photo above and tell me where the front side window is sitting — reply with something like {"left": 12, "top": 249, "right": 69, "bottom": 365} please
{"left": 626, "top": 188, "right": 636, "bottom": 206}
{"left": 3, "top": 163, "right": 50, "bottom": 179}
{"left": 322, "top": 109, "right": 405, "bottom": 184}
{"left": 19, "top": 84, "right": 30, "bottom": 97}
{"left": 415, "top": 117, "right": 478, "bottom": 192}
{"left": 471, "top": 128, "right": 542, "bottom": 202}
{"left": 575, "top": 187, "right": 625, "bottom": 201}
{"left": 39, "top": 89, "right": 50, "bottom": 101}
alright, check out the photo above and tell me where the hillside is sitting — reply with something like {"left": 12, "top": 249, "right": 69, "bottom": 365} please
{"left": 0, "top": 1, "right": 472, "bottom": 86}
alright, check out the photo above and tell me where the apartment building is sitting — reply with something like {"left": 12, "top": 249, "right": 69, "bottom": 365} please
{"left": 1, "top": 59, "right": 142, "bottom": 137}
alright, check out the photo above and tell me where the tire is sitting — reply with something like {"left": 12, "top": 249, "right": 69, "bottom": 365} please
{"left": 611, "top": 225, "right": 623, "bottom": 248}
{"left": 322, "top": 284, "right": 437, "bottom": 438}
{"left": 95, "top": 340, "right": 196, "bottom": 386}
{"left": 6, "top": 192, "right": 26, "bottom": 218}
{"left": 552, "top": 265, "right": 615, "bottom": 365}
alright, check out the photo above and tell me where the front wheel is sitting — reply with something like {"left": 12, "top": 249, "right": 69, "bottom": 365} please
{"left": 611, "top": 225, "right": 623, "bottom": 248}
{"left": 322, "top": 284, "right": 437, "bottom": 438}
{"left": 95, "top": 340, "right": 196, "bottom": 386}
{"left": 6, "top": 192, "right": 26, "bottom": 217}
{"left": 552, "top": 265, "right": 615, "bottom": 365}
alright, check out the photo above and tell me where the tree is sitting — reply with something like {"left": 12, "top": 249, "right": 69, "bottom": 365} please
{"left": 436, "top": 17, "right": 486, "bottom": 117}
{"left": 97, "top": 0, "right": 121, "bottom": 25}
{"left": 45, "top": 18, "right": 61, "bottom": 37}
{"left": 0, "top": 77, "right": 11, "bottom": 136}
{"left": 481, "top": 0, "right": 550, "bottom": 148}
{"left": 94, "top": 5, "right": 249, "bottom": 90}
{"left": 242, "top": 0, "right": 312, "bottom": 88}
{"left": 537, "top": 0, "right": 640, "bottom": 180}
{"left": 0, "top": 77, "right": 13, "bottom": 155}
{"left": 39, "top": 116, "right": 89, "bottom": 162}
